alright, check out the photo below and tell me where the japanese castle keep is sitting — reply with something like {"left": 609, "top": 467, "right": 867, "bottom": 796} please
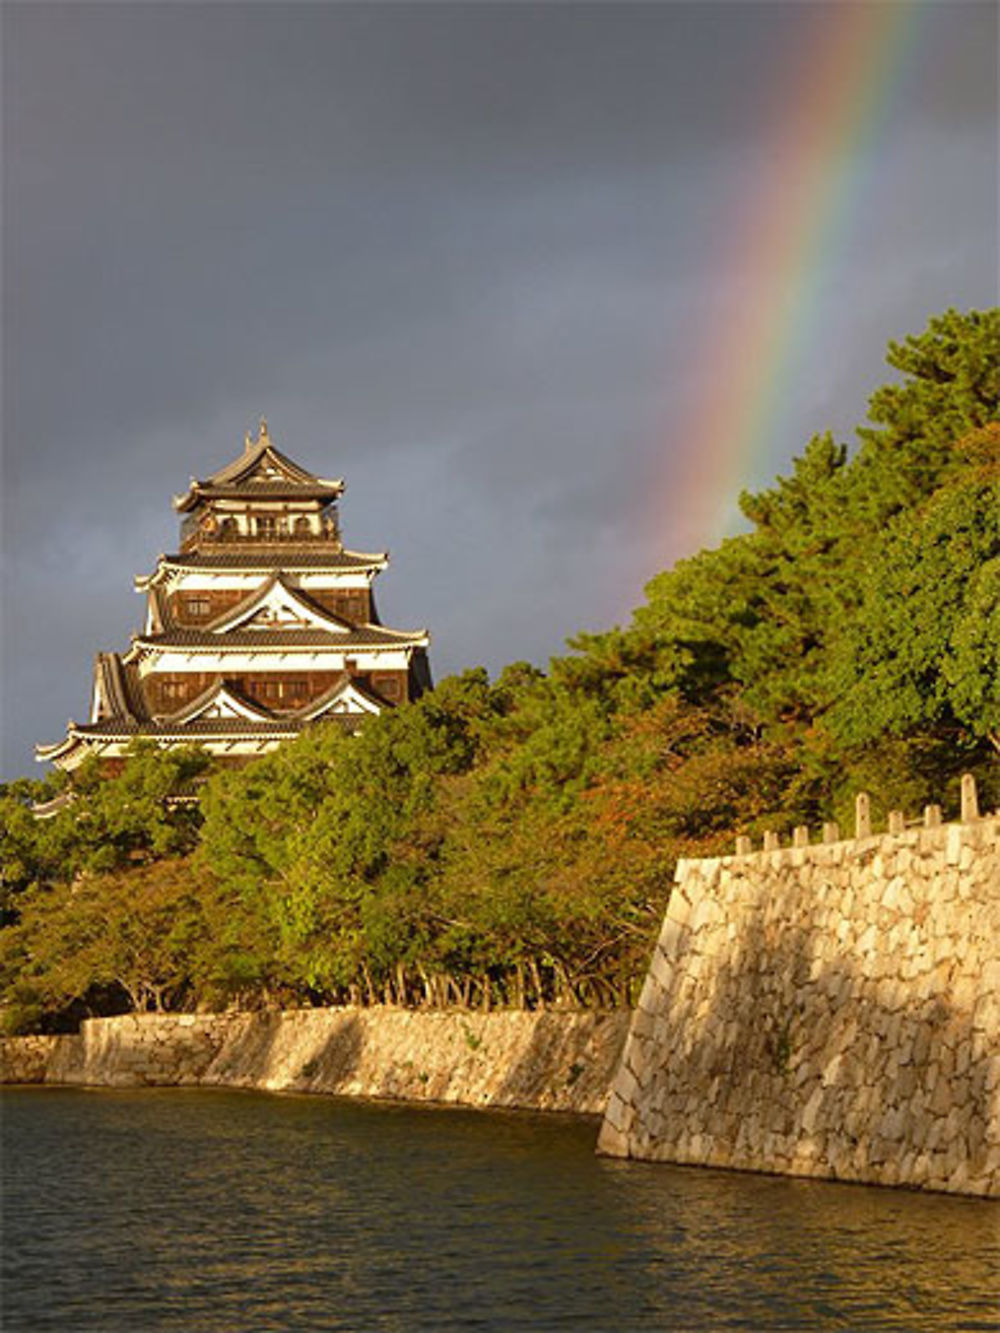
{"left": 37, "top": 421, "right": 431, "bottom": 771}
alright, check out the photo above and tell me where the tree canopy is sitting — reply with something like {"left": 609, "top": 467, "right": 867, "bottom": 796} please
{"left": 3, "top": 309, "right": 997, "bottom": 1031}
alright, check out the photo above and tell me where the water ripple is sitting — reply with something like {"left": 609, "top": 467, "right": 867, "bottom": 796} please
{"left": 3, "top": 1088, "right": 997, "bottom": 1331}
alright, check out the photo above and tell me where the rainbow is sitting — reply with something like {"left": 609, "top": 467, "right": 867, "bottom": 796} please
{"left": 652, "top": 1, "right": 927, "bottom": 563}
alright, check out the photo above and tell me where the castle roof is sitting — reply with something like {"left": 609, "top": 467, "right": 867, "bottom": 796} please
{"left": 36, "top": 713, "right": 363, "bottom": 763}
{"left": 152, "top": 672, "right": 384, "bottom": 724}
{"left": 152, "top": 550, "right": 387, "bottom": 572}
{"left": 173, "top": 419, "right": 344, "bottom": 513}
{"left": 199, "top": 571, "right": 355, "bottom": 633}
{"left": 93, "top": 651, "right": 148, "bottom": 720}
{"left": 36, "top": 664, "right": 381, "bottom": 766}
{"left": 134, "top": 548, "right": 389, "bottom": 592}
{"left": 131, "top": 626, "right": 428, "bottom": 651}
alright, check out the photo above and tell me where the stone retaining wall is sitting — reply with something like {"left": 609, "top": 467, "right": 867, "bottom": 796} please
{"left": 2, "top": 1008, "right": 630, "bottom": 1116}
{"left": 0, "top": 1033, "right": 61, "bottom": 1084}
{"left": 599, "top": 812, "right": 1000, "bottom": 1197}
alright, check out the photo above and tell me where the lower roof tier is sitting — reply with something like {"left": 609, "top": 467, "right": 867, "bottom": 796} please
{"left": 134, "top": 627, "right": 425, "bottom": 649}
{"left": 37, "top": 711, "right": 365, "bottom": 770}
{"left": 37, "top": 655, "right": 427, "bottom": 771}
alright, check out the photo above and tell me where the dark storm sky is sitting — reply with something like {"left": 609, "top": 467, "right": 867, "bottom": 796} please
{"left": 2, "top": 2, "right": 997, "bottom": 778}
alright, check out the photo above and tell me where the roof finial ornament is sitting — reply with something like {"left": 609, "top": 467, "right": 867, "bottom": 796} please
{"left": 244, "top": 429, "right": 253, "bottom": 453}
{"left": 259, "top": 416, "right": 269, "bottom": 444}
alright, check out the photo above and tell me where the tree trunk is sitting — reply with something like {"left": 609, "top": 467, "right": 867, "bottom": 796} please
{"left": 563, "top": 966, "right": 579, "bottom": 1008}
{"left": 528, "top": 957, "right": 545, "bottom": 1010}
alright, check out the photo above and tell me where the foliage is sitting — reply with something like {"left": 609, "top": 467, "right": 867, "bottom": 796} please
{"left": 830, "top": 431, "right": 1000, "bottom": 753}
{"left": 0, "top": 774, "right": 66, "bottom": 906}
{"left": 851, "top": 308, "right": 999, "bottom": 520}
{"left": 2, "top": 860, "right": 208, "bottom": 1018}
{"left": 1, "top": 742, "right": 211, "bottom": 902}
{"left": 2, "top": 309, "right": 996, "bottom": 1027}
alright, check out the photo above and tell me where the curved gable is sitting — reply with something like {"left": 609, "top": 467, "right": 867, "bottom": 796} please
{"left": 157, "top": 677, "right": 275, "bottom": 724}
{"left": 206, "top": 574, "right": 354, "bottom": 635}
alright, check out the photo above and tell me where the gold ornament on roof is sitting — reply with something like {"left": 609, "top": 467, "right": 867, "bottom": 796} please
{"left": 259, "top": 417, "right": 269, "bottom": 443}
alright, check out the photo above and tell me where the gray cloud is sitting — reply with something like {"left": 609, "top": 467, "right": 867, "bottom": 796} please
{"left": 3, "top": 1, "right": 997, "bottom": 775}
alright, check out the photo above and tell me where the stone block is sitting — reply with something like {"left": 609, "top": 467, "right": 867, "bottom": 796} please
{"left": 626, "top": 1036, "right": 653, "bottom": 1084}
{"left": 596, "top": 1120, "right": 630, "bottom": 1158}
{"left": 636, "top": 974, "right": 662, "bottom": 1017}
{"left": 972, "top": 993, "right": 1000, "bottom": 1035}
{"left": 613, "top": 1062, "right": 640, "bottom": 1108}
{"left": 669, "top": 891, "right": 692, "bottom": 929}
{"left": 631, "top": 1006, "right": 658, "bottom": 1041}
{"left": 648, "top": 947, "right": 675, "bottom": 991}
{"left": 946, "top": 825, "right": 963, "bottom": 866}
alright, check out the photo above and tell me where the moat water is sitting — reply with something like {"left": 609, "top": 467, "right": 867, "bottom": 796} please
{"left": 2, "top": 1088, "right": 997, "bottom": 1331}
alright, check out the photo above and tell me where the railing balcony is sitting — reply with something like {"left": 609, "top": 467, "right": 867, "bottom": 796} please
{"left": 180, "top": 515, "right": 342, "bottom": 553}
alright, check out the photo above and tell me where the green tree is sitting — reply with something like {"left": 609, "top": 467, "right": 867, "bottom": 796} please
{"left": 831, "top": 428, "right": 1000, "bottom": 755}
{"left": 0, "top": 775, "right": 67, "bottom": 908}
{"left": 1, "top": 859, "right": 209, "bottom": 1021}
{"left": 851, "top": 307, "right": 999, "bottom": 520}
{"left": 196, "top": 669, "right": 504, "bottom": 1000}
{"left": 69, "top": 742, "right": 212, "bottom": 872}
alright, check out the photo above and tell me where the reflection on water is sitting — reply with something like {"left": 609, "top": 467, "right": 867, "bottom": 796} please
{"left": 2, "top": 1088, "right": 997, "bottom": 1331}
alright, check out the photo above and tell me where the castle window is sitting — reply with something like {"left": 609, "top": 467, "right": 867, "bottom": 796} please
{"left": 186, "top": 597, "right": 212, "bottom": 618}
{"left": 255, "top": 515, "right": 277, "bottom": 539}
{"left": 375, "top": 675, "right": 401, "bottom": 700}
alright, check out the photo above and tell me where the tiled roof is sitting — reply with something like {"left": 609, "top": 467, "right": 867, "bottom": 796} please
{"left": 156, "top": 676, "right": 275, "bottom": 725}
{"left": 146, "top": 586, "right": 171, "bottom": 634}
{"left": 200, "top": 572, "right": 355, "bottom": 635}
{"left": 173, "top": 430, "right": 344, "bottom": 511}
{"left": 30, "top": 791, "right": 78, "bottom": 819}
{"left": 292, "top": 673, "right": 384, "bottom": 719}
{"left": 191, "top": 482, "right": 342, "bottom": 499}
{"left": 136, "top": 626, "right": 427, "bottom": 648}
{"left": 204, "top": 435, "right": 331, "bottom": 488}
{"left": 159, "top": 550, "right": 386, "bottom": 570}
{"left": 95, "top": 653, "right": 151, "bottom": 722}
{"left": 73, "top": 715, "right": 362, "bottom": 738}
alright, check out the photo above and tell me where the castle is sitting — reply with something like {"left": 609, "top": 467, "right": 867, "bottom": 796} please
{"left": 37, "top": 421, "right": 431, "bottom": 771}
